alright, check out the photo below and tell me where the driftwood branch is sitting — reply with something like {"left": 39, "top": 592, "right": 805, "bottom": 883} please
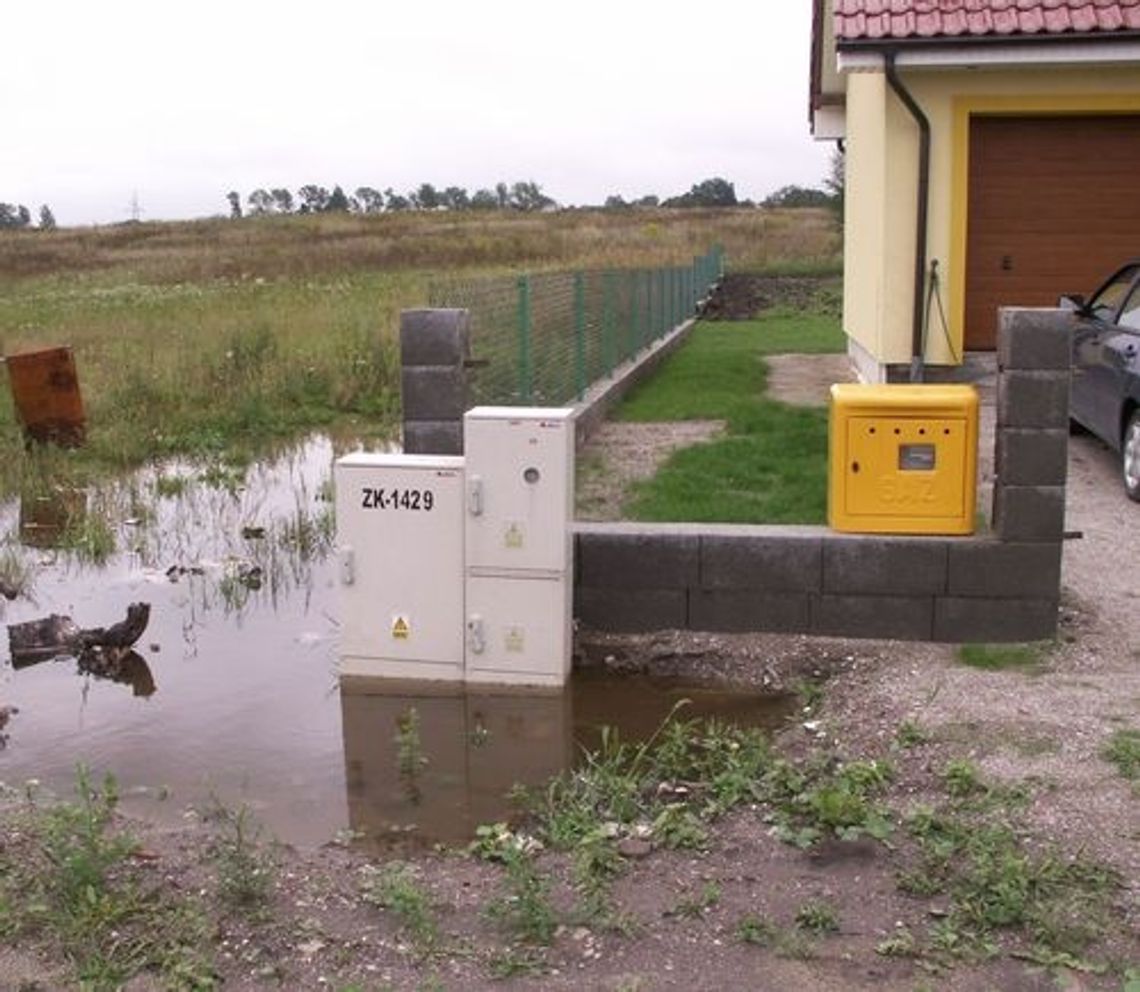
{"left": 8, "top": 602, "right": 151, "bottom": 668}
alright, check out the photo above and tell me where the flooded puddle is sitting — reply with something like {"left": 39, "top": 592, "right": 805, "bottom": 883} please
{"left": 342, "top": 672, "right": 793, "bottom": 851}
{"left": 0, "top": 437, "right": 792, "bottom": 849}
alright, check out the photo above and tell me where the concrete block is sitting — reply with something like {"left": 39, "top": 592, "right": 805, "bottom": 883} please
{"left": 997, "top": 371, "right": 1070, "bottom": 430}
{"left": 401, "top": 367, "right": 467, "bottom": 421}
{"left": 993, "top": 485, "right": 1066, "bottom": 543}
{"left": 997, "top": 308, "right": 1074, "bottom": 372}
{"left": 402, "top": 420, "right": 463, "bottom": 456}
{"left": 578, "top": 530, "right": 699, "bottom": 589}
{"left": 400, "top": 309, "right": 470, "bottom": 367}
{"left": 947, "top": 541, "right": 1061, "bottom": 598}
{"left": 575, "top": 587, "right": 688, "bottom": 632}
{"left": 933, "top": 597, "right": 1058, "bottom": 642}
{"left": 996, "top": 429, "right": 1068, "bottom": 486}
{"left": 822, "top": 536, "right": 948, "bottom": 595}
{"left": 810, "top": 595, "right": 934, "bottom": 640}
{"left": 689, "top": 590, "right": 810, "bottom": 633}
{"left": 699, "top": 535, "right": 822, "bottom": 592}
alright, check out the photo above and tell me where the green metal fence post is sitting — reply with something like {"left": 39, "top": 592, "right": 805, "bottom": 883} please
{"left": 517, "top": 274, "right": 532, "bottom": 403}
{"left": 603, "top": 271, "right": 616, "bottom": 375}
{"left": 574, "top": 272, "right": 586, "bottom": 400}
{"left": 628, "top": 270, "right": 638, "bottom": 360}
{"left": 641, "top": 270, "right": 650, "bottom": 349}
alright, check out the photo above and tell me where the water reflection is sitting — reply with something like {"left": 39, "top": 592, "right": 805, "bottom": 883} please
{"left": 340, "top": 671, "right": 794, "bottom": 852}
{"left": 19, "top": 489, "right": 86, "bottom": 549}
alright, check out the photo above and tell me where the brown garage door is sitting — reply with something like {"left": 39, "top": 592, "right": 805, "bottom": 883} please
{"left": 965, "top": 114, "right": 1140, "bottom": 350}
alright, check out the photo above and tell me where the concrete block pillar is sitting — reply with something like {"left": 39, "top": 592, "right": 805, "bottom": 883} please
{"left": 400, "top": 309, "right": 470, "bottom": 455}
{"left": 993, "top": 308, "right": 1071, "bottom": 543}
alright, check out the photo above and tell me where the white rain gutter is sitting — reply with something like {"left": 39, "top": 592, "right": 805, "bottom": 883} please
{"left": 839, "top": 39, "right": 1140, "bottom": 72}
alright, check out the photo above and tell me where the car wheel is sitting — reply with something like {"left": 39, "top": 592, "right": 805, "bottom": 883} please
{"left": 1124, "top": 410, "right": 1140, "bottom": 503}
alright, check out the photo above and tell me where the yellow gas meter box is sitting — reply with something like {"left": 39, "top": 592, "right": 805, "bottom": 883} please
{"left": 828, "top": 384, "right": 978, "bottom": 535}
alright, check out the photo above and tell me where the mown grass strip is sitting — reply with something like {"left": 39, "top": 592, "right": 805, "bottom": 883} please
{"left": 956, "top": 643, "right": 1045, "bottom": 673}
{"left": 616, "top": 302, "right": 844, "bottom": 523}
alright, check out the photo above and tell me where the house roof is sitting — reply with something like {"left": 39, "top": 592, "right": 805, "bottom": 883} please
{"left": 835, "top": 0, "right": 1140, "bottom": 43}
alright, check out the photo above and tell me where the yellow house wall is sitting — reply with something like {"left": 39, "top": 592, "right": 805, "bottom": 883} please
{"left": 844, "top": 63, "right": 1140, "bottom": 368}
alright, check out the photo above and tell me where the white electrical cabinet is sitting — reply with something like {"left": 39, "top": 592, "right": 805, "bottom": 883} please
{"left": 335, "top": 453, "right": 465, "bottom": 681}
{"left": 465, "top": 573, "right": 573, "bottom": 687}
{"left": 464, "top": 407, "right": 575, "bottom": 687}
{"left": 464, "top": 407, "right": 574, "bottom": 574}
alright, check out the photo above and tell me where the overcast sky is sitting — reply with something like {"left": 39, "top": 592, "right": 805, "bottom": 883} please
{"left": 3, "top": 1, "right": 832, "bottom": 227}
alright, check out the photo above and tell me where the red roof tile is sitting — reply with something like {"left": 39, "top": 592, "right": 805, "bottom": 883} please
{"left": 835, "top": 0, "right": 1140, "bottom": 41}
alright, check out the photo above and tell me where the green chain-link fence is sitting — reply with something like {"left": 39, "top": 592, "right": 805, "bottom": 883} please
{"left": 427, "top": 246, "right": 723, "bottom": 406}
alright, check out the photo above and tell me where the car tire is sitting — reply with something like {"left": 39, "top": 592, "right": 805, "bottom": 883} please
{"left": 1124, "top": 410, "right": 1140, "bottom": 503}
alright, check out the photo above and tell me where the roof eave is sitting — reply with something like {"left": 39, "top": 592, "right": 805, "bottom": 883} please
{"left": 837, "top": 28, "right": 1140, "bottom": 51}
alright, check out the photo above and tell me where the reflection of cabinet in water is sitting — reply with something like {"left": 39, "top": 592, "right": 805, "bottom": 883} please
{"left": 339, "top": 677, "right": 571, "bottom": 848}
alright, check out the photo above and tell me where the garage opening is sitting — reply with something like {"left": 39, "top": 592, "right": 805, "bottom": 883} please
{"left": 965, "top": 113, "right": 1140, "bottom": 350}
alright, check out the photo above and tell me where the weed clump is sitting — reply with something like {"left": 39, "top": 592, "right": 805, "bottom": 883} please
{"left": 0, "top": 768, "right": 215, "bottom": 988}
{"left": 1102, "top": 728, "right": 1140, "bottom": 781}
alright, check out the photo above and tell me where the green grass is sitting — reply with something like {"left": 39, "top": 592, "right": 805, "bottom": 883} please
{"left": 616, "top": 304, "right": 845, "bottom": 524}
{"left": 0, "top": 768, "right": 216, "bottom": 988}
{"left": 956, "top": 643, "right": 1045, "bottom": 672}
{"left": 1102, "top": 728, "right": 1140, "bottom": 781}
{"left": 618, "top": 308, "right": 845, "bottom": 423}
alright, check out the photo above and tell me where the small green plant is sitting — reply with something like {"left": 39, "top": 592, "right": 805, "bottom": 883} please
{"left": 362, "top": 861, "right": 438, "bottom": 953}
{"left": 206, "top": 801, "right": 275, "bottom": 911}
{"left": 895, "top": 719, "right": 928, "bottom": 749}
{"left": 1102, "top": 728, "right": 1140, "bottom": 780}
{"left": 487, "top": 946, "right": 547, "bottom": 979}
{"left": 795, "top": 898, "right": 839, "bottom": 934}
{"left": 942, "top": 759, "right": 982, "bottom": 798}
{"left": 0, "top": 544, "right": 34, "bottom": 599}
{"left": 0, "top": 766, "right": 215, "bottom": 987}
{"left": 652, "top": 803, "right": 708, "bottom": 850}
{"left": 485, "top": 852, "right": 558, "bottom": 945}
{"left": 875, "top": 927, "right": 917, "bottom": 957}
{"left": 395, "top": 707, "right": 427, "bottom": 803}
{"left": 153, "top": 473, "right": 190, "bottom": 498}
{"left": 956, "top": 643, "right": 1043, "bottom": 672}
{"left": 59, "top": 513, "right": 116, "bottom": 565}
{"left": 734, "top": 913, "right": 816, "bottom": 958}
{"left": 794, "top": 679, "right": 824, "bottom": 710}
{"left": 671, "top": 881, "right": 721, "bottom": 919}
{"left": 736, "top": 912, "right": 777, "bottom": 946}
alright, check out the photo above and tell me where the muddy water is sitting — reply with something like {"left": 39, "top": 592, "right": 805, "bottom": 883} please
{"left": 0, "top": 438, "right": 792, "bottom": 848}
{"left": 342, "top": 673, "right": 794, "bottom": 851}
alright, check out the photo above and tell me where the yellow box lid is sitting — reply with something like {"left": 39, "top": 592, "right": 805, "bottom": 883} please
{"left": 829, "top": 383, "right": 978, "bottom": 415}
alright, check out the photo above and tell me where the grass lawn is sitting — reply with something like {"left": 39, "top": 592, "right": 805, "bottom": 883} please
{"left": 617, "top": 301, "right": 845, "bottom": 524}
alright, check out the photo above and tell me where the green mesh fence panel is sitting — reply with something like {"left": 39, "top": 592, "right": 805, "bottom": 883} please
{"left": 427, "top": 246, "right": 722, "bottom": 407}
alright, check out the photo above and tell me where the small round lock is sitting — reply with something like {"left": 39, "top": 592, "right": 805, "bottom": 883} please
{"left": 523, "top": 466, "right": 540, "bottom": 484}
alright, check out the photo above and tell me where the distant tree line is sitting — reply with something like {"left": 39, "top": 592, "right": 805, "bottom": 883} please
{"left": 224, "top": 174, "right": 838, "bottom": 219}
{"left": 0, "top": 203, "right": 56, "bottom": 230}
{"left": 226, "top": 180, "right": 556, "bottom": 218}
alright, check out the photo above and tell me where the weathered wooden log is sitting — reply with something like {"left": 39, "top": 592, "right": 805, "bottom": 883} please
{"left": 8, "top": 602, "right": 151, "bottom": 669}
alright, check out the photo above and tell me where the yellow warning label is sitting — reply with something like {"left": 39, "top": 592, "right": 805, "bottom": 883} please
{"left": 504, "top": 626, "right": 525, "bottom": 652}
{"left": 504, "top": 522, "right": 524, "bottom": 549}
{"left": 391, "top": 616, "right": 411, "bottom": 640}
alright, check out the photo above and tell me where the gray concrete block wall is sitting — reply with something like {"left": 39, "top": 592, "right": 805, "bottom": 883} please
{"left": 400, "top": 309, "right": 469, "bottom": 455}
{"left": 573, "top": 308, "right": 1071, "bottom": 645}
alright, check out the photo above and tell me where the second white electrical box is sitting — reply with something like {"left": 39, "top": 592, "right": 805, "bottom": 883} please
{"left": 464, "top": 573, "right": 573, "bottom": 687}
{"left": 464, "top": 407, "right": 574, "bottom": 574}
{"left": 335, "top": 453, "right": 465, "bottom": 681}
